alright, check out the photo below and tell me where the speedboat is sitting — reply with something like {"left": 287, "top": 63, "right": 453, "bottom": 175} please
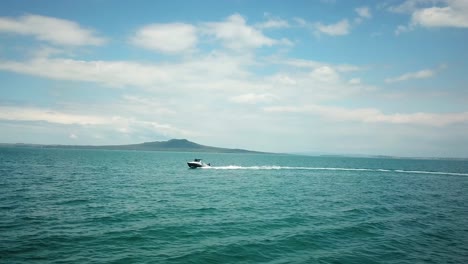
{"left": 187, "top": 159, "right": 211, "bottom": 168}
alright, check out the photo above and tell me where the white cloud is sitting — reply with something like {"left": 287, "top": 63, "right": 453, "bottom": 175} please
{"left": 256, "top": 17, "right": 290, "bottom": 29}
{"left": 202, "top": 13, "right": 277, "bottom": 50}
{"left": 261, "top": 57, "right": 371, "bottom": 102}
{"left": 0, "top": 106, "right": 107, "bottom": 125}
{"left": 0, "top": 46, "right": 369, "bottom": 110}
{"left": 354, "top": 6, "right": 372, "bottom": 24}
{"left": 310, "top": 66, "right": 340, "bottom": 83}
{"left": 385, "top": 69, "right": 435, "bottom": 83}
{"left": 301, "top": 8, "right": 370, "bottom": 36}
{"left": 0, "top": 51, "right": 255, "bottom": 93}
{"left": 0, "top": 106, "right": 193, "bottom": 137}
{"left": 269, "top": 74, "right": 297, "bottom": 85}
{"left": 279, "top": 58, "right": 325, "bottom": 68}
{"left": 355, "top": 7, "right": 372, "bottom": 19}
{"left": 0, "top": 57, "right": 171, "bottom": 88}
{"left": 314, "top": 19, "right": 350, "bottom": 36}
{"left": 274, "top": 57, "right": 362, "bottom": 72}
{"left": 0, "top": 14, "right": 105, "bottom": 46}
{"left": 69, "top": 133, "right": 78, "bottom": 139}
{"left": 293, "top": 17, "right": 308, "bottom": 27}
{"left": 131, "top": 23, "right": 197, "bottom": 53}
{"left": 387, "top": 0, "right": 438, "bottom": 13}
{"left": 131, "top": 13, "right": 292, "bottom": 53}
{"left": 108, "top": 115, "right": 195, "bottom": 138}
{"left": 412, "top": 2, "right": 468, "bottom": 28}
{"left": 395, "top": 24, "right": 412, "bottom": 35}
{"left": 230, "top": 93, "right": 278, "bottom": 104}
{"left": 264, "top": 104, "right": 468, "bottom": 127}
{"left": 349, "top": 78, "right": 361, "bottom": 85}
{"left": 392, "top": 0, "right": 468, "bottom": 34}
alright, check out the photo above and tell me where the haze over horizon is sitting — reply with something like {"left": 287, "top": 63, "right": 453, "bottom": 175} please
{"left": 1, "top": 0, "right": 468, "bottom": 158}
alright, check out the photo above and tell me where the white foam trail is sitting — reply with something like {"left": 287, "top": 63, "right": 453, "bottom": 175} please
{"left": 202, "top": 165, "right": 468, "bottom": 176}
{"left": 207, "top": 166, "right": 373, "bottom": 172}
{"left": 206, "top": 165, "right": 285, "bottom": 170}
{"left": 394, "top": 170, "right": 468, "bottom": 177}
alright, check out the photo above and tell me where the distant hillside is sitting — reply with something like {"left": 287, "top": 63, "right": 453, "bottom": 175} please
{"left": 3, "top": 139, "right": 266, "bottom": 154}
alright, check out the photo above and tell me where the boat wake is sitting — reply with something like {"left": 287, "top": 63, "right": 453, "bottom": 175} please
{"left": 202, "top": 165, "right": 468, "bottom": 177}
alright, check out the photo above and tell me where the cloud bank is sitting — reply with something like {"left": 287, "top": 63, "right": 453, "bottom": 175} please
{"left": 0, "top": 8, "right": 466, "bottom": 156}
{"left": 0, "top": 14, "right": 105, "bottom": 46}
{"left": 392, "top": 0, "right": 468, "bottom": 34}
{"left": 131, "top": 23, "right": 197, "bottom": 53}
{"left": 264, "top": 104, "right": 468, "bottom": 127}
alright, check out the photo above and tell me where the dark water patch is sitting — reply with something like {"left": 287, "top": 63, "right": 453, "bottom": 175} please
{"left": 56, "top": 198, "right": 90, "bottom": 206}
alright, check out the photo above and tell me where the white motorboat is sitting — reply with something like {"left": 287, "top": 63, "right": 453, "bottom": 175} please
{"left": 187, "top": 159, "right": 211, "bottom": 168}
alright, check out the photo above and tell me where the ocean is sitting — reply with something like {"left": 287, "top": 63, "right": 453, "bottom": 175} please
{"left": 1, "top": 147, "right": 467, "bottom": 263}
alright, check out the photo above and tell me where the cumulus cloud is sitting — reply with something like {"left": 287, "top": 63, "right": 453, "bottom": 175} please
{"left": 0, "top": 51, "right": 254, "bottom": 90}
{"left": 412, "top": 2, "right": 468, "bottom": 28}
{"left": 310, "top": 66, "right": 340, "bottom": 83}
{"left": 130, "top": 13, "right": 291, "bottom": 53}
{"left": 202, "top": 13, "right": 277, "bottom": 50}
{"left": 0, "top": 57, "right": 171, "bottom": 88}
{"left": 131, "top": 23, "right": 197, "bottom": 53}
{"left": 392, "top": 0, "right": 468, "bottom": 34}
{"left": 314, "top": 19, "right": 350, "bottom": 36}
{"left": 264, "top": 104, "right": 468, "bottom": 127}
{"left": 256, "top": 15, "right": 290, "bottom": 29}
{"left": 0, "top": 40, "right": 368, "bottom": 109}
{"left": 0, "top": 106, "right": 193, "bottom": 137}
{"left": 274, "top": 57, "right": 362, "bottom": 72}
{"left": 385, "top": 67, "right": 442, "bottom": 83}
{"left": 0, "top": 14, "right": 105, "bottom": 46}
{"left": 261, "top": 57, "right": 371, "bottom": 101}
{"left": 355, "top": 7, "right": 372, "bottom": 19}
{"left": 304, "top": 7, "right": 370, "bottom": 36}
{"left": 354, "top": 6, "right": 372, "bottom": 24}
{"left": 388, "top": 0, "right": 430, "bottom": 13}
{"left": 0, "top": 106, "right": 107, "bottom": 125}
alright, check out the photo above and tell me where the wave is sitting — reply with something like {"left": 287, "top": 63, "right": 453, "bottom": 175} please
{"left": 203, "top": 165, "right": 468, "bottom": 177}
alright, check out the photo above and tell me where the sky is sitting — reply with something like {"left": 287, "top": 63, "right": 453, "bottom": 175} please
{"left": 0, "top": 0, "right": 468, "bottom": 157}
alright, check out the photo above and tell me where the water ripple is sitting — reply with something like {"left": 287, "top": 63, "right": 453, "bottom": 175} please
{"left": 1, "top": 148, "right": 467, "bottom": 263}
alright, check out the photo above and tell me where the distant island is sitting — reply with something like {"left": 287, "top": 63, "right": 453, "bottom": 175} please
{"left": 1, "top": 139, "right": 267, "bottom": 154}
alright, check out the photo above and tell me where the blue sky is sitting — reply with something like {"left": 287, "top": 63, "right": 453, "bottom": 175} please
{"left": 1, "top": 0, "right": 468, "bottom": 157}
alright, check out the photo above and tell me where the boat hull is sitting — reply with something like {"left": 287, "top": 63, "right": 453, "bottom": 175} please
{"left": 187, "top": 162, "right": 204, "bottom": 168}
{"left": 187, "top": 159, "right": 210, "bottom": 169}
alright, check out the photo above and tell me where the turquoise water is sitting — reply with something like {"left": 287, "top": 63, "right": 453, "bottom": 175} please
{"left": 1, "top": 147, "right": 468, "bottom": 263}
